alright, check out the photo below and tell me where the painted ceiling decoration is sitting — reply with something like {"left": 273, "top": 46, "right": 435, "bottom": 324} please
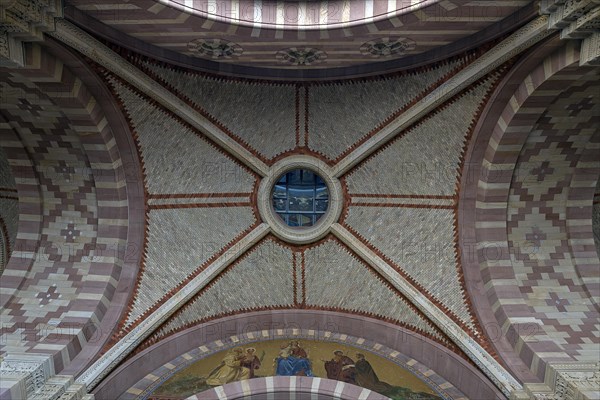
{"left": 0, "top": 1, "right": 599, "bottom": 400}
{"left": 138, "top": 338, "right": 452, "bottom": 399}
{"left": 186, "top": 38, "right": 243, "bottom": 59}
{"left": 61, "top": 0, "right": 538, "bottom": 77}
{"left": 360, "top": 37, "right": 417, "bottom": 58}
{"left": 275, "top": 47, "right": 327, "bottom": 66}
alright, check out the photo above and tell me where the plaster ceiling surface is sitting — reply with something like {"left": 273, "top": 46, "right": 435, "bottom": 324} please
{"left": 65, "top": 0, "right": 533, "bottom": 74}
{"left": 85, "top": 40, "right": 522, "bottom": 398}
{"left": 103, "top": 46, "right": 505, "bottom": 358}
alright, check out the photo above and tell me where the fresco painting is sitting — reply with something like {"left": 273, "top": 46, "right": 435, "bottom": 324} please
{"left": 152, "top": 339, "right": 443, "bottom": 399}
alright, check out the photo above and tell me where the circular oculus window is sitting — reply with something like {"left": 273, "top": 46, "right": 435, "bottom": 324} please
{"left": 272, "top": 169, "right": 329, "bottom": 227}
{"left": 258, "top": 155, "right": 343, "bottom": 244}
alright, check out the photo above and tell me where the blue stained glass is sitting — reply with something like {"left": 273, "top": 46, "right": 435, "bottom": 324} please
{"left": 272, "top": 169, "right": 329, "bottom": 227}
{"left": 273, "top": 185, "right": 287, "bottom": 199}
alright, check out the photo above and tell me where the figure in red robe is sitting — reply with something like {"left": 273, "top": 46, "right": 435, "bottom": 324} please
{"left": 323, "top": 351, "right": 356, "bottom": 384}
{"left": 290, "top": 341, "right": 308, "bottom": 358}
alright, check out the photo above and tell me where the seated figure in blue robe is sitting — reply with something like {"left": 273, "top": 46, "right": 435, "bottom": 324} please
{"left": 275, "top": 341, "right": 313, "bottom": 377}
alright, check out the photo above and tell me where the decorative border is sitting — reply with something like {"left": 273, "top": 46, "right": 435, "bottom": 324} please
{"left": 157, "top": 0, "right": 441, "bottom": 30}
{"left": 185, "top": 377, "right": 386, "bottom": 400}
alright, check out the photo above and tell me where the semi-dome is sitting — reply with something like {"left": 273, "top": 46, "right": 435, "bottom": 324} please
{"left": 65, "top": 0, "right": 536, "bottom": 78}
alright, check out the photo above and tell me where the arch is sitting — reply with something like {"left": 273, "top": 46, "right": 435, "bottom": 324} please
{"left": 38, "top": 36, "right": 147, "bottom": 377}
{"left": 460, "top": 36, "right": 599, "bottom": 383}
{"left": 0, "top": 38, "right": 145, "bottom": 376}
{"left": 187, "top": 377, "right": 387, "bottom": 400}
{"left": 458, "top": 35, "right": 571, "bottom": 384}
{"left": 92, "top": 310, "right": 503, "bottom": 400}
{"left": 564, "top": 132, "right": 600, "bottom": 300}
{"left": 0, "top": 115, "right": 43, "bottom": 309}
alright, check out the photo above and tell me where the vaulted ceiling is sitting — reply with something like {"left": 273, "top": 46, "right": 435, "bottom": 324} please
{"left": 0, "top": 1, "right": 599, "bottom": 400}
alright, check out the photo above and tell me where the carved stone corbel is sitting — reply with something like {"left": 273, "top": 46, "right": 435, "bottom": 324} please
{"left": 0, "top": 354, "right": 54, "bottom": 399}
{"left": 539, "top": 0, "right": 600, "bottom": 65}
{"left": 580, "top": 31, "right": 599, "bottom": 65}
{"left": 0, "top": 354, "right": 94, "bottom": 400}
{"left": 28, "top": 375, "right": 94, "bottom": 400}
{"left": 512, "top": 362, "right": 600, "bottom": 400}
{"left": 0, "top": 0, "right": 62, "bottom": 67}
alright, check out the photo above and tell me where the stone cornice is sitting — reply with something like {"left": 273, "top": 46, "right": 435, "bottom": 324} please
{"left": 540, "top": 0, "right": 600, "bottom": 65}
{"left": 513, "top": 363, "right": 600, "bottom": 400}
{"left": 0, "top": 0, "right": 62, "bottom": 67}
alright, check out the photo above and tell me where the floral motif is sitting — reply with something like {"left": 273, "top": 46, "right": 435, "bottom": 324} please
{"left": 360, "top": 37, "right": 416, "bottom": 57}
{"left": 187, "top": 38, "right": 243, "bottom": 59}
{"left": 275, "top": 47, "right": 327, "bottom": 66}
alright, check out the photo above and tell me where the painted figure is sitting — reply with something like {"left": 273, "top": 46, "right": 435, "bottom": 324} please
{"left": 323, "top": 351, "right": 356, "bottom": 384}
{"left": 240, "top": 348, "right": 262, "bottom": 378}
{"left": 205, "top": 347, "right": 250, "bottom": 385}
{"left": 275, "top": 341, "right": 313, "bottom": 376}
{"left": 289, "top": 340, "right": 308, "bottom": 358}
{"left": 354, "top": 353, "right": 393, "bottom": 394}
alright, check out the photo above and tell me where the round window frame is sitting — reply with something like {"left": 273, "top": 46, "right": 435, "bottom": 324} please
{"left": 258, "top": 156, "right": 343, "bottom": 244}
